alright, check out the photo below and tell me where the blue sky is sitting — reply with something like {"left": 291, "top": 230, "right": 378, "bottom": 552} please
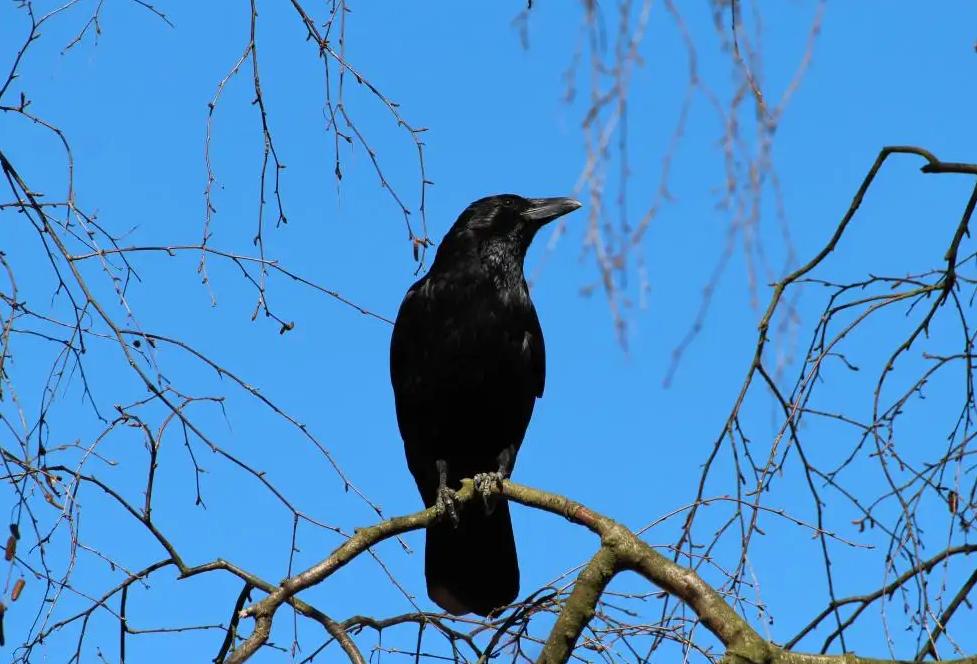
{"left": 2, "top": 1, "right": 977, "bottom": 662}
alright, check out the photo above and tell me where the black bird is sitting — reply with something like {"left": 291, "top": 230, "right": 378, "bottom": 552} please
{"left": 390, "top": 194, "right": 581, "bottom": 617}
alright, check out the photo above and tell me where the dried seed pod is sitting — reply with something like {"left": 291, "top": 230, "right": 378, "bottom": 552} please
{"left": 11, "top": 579, "right": 24, "bottom": 602}
{"left": 3, "top": 536, "right": 14, "bottom": 562}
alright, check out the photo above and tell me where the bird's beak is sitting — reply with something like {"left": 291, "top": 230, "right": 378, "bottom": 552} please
{"left": 521, "top": 197, "right": 583, "bottom": 225}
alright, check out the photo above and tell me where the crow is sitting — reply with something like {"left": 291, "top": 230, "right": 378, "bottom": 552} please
{"left": 390, "top": 194, "right": 581, "bottom": 617}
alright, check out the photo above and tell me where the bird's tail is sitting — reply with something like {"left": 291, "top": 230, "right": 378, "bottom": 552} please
{"left": 425, "top": 500, "right": 519, "bottom": 617}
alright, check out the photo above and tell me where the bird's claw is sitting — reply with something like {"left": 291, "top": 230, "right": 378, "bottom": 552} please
{"left": 473, "top": 471, "right": 505, "bottom": 514}
{"left": 474, "top": 471, "right": 505, "bottom": 496}
{"left": 435, "top": 484, "right": 461, "bottom": 528}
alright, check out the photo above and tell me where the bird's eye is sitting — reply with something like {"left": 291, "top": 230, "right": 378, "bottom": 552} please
{"left": 503, "top": 197, "right": 516, "bottom": 208}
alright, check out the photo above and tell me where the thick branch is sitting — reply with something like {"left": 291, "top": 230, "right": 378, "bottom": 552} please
{"left": 498, "top": 482, "right": 764, "bottom": 654}
{"left": 227, "top": 480, "right": 976, "bottom": 664}
{"left": 538, "top": 547, "right": 618, "bottom": 663}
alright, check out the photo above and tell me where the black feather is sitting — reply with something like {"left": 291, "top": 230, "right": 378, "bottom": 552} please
{"left": 390, "top": 194, "right": 580, "bottom": 616}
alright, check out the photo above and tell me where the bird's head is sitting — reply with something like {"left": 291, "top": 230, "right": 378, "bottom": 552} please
{"left": 438, "top": 194, "right": 582, "bottom": 264}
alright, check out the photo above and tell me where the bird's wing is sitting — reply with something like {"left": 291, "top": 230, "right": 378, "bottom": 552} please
{"left": 525, "top": 304, "right": 546, "bottom": 398}
{"left": 390, "top": 277, "right": 430, "bottom": 398}
{"left": 393, "top": 273, "right": 545, "bottom": 403}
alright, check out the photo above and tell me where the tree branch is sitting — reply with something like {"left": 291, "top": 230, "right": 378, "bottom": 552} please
{"left": 228, "top": 479, "right": 977, "bottom": 664}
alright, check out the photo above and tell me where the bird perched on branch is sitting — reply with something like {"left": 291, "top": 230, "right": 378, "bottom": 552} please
{"left": 390, "top": 194, "right": 581, "bottom": 617}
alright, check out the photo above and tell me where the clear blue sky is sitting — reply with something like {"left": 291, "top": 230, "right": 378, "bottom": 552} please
{"left": 2, "top": 1, "right": 976, "bottom": 662}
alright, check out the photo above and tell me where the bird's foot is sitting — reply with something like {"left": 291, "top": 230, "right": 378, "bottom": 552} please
{"left": 435, "top": 484, "right": 461, "bottom": 527}
{"left": 434, "top": 459, "right": 460, "bottom": 527}
{"left": 473, "top": 471, "right": 505, "bottom": 514}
